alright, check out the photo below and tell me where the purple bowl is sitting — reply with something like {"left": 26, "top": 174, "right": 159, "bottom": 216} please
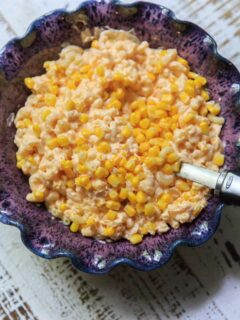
{"left": 0, "top": 1, "right": 240, "bottom": 274}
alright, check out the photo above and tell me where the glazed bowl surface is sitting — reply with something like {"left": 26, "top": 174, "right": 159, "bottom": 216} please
{"left": 0, "top": 0, "right": 240, "bottom": 274}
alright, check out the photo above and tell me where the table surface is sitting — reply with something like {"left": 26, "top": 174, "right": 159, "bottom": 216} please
{"left": 0, "top": 1, "right": 240, "bottom": 319}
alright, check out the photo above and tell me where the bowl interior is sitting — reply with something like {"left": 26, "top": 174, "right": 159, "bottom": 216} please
{"left": 0, "top": 1, "right": 240, "bottom": 273}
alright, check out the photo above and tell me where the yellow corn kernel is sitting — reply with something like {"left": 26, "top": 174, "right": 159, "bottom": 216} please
{"left": 24, "top": 77, "right": 34, "bottom": 89}
{"left": 85, "top": 217, "right": 95, "bottom": 227}
{"left": 188, "top": 72, "right": 198, "bottom": 79}
{"left": 183, "top": 112, "right": 196, "bottom": 124}
{"left": 76, "top": 164, "right": 87, "bottom": 174}
{"left": 177, "top": 57, "right": 189, "bottom": 66}
{"left": 195, "top": 76, "right": 207, "bottom": 87}
{"left": 179, "top": 92, "right": 190, "bottom": 104}
{"left": 94, "top": 127, "right": 104, "bottom": 139}
{"left": 145, "top": 222, "right": 156, "bottom": 233}
{"left": 130, "top": 234, "right": 143, "bottom": 245}
{"left": 136, "top": 191, "right": 147, "bottom": 204}
{"left": 66, "top": 180, "right": 75, "bottom": 188}
{"left": 139, "top": 142, "right": 150, "bottom": 154}
{"left": 33, "top": 191, "right": 45, "bottom": 202}
{"left": 95, "top": 167, "right": 109, "bottom": 179}
{"left": 70, "top": 222, "right": 79, "bottom": 233}
{"left": 97, "top": 142, "right": 111, "bottom": 153}
{"left": 76, "top": 143, "right": 88, "bottom": 151}
{"left": 16, "top": 153, "right": 22, "bottom": 162}
{"left": 96, "top": 65, "right": 104, "bottom": 77}
{"left": 213, "top": 153, "right": 225, "bottom": 166}
{"left": 79, "top": 113, "right": 89, "bottom": 124}
{"left": 91, "top": 40, "right": 99, "bottom": 49}
{"left": 199, "top": 105, "right": 208, "bottom": 116}
{"left": 57, "top": 135, "right": 69, "bottom": 147}
{"left": 148, "top": 146, "right": 159, "bottom": 157}
{"left": 113, "top": 72, "right": 124, "bottom": 82}
{"left": 172, "top": 161, "right": 181, "bottom": 173}
{"left": 167, "top": 152, "right": 179, "bottom": 164}
{"left": 67, "top": 79, "right": 76, "bottom": 90}
{"left": 157, "top": 193, "right": 172, "bottom": 211}
{"left": 139, "top": 118, "right": 150, "bottom": 129}
{"left": 75, "top": 175, "right": 90, "bottom": 187}
{"left": 46, "top": 138, "right": 58, "bottom": 149}
{"left": 147, "top": 72, "right": 156, "bottom": 81}
{"left": 144, "top": 203, "right": 156, "bottom": 216}
{"left": 124, "top": 205, "right": 136, "bottom": 217}
{"left": 170, "top": 82, "right": 179, "bottom": 93}
{"left": 105, "top": 210, "right": 117, "bottom": 220}
{"left": 106, "top": 200, "right": 121, "bottom": 211}
{"left": 121, "top": 126, "right": 132, "bottom": 138}
{"left": 162, "top": 164, "right": 174, "bottom": 175}
{"left": 176, "top": 179, "right": 190, "bottom": 192}
{"left": 136, "top": 133, "right": 146, "bottom": 144}
{"left": 134, "top": 164, "right": 142, "bottom": 174}
{"left": 128, "top": 191, "right": 137, "bottom": 203}
{"left": 106, "top": 99, "right": 122, "bottom": 110}
{"left": 111, "top": 88, "right": 125, "bottom": 100}
{"left": 104, "top": 160, "right": 114, "bottom": 171}
{"left": 207, "top": 103, "right": 221, "bottom": 116}
{"left": 66, "top": 100, "right": 75, "bottom": 110}
{"left": 131, "top": 176, "right": 139, "bottom": 188}
{"left": 201, "top": 90, "right": 210, "bottom": 101}
{"left": 119, "top": 188, "right": 128, "bottom": 200}
{"left": 208, "top": 115, "right": 225, "bottom": 125}
{"left": 80, "top": 65, "right": 91, "bottom": 73}
{"left": 41, "top": 109, "right": 51, "bottom": 121}
{"left": 129, "top": 112, "right": 141, "bottom": 127}
{"left": 107, "top": 174, "right": 121, "bottom": 187}
{"left": 61, "top": 160, "right": 73, "bottom": 170}
{"left": 32, "top": 124, "right": 41, "bottom": 137}
{"left": 59, "top": 203, "right": 68, "bottom": 212}
{"left": 109, "top": 190, "right": 119, "bottom": 200}
{"left": 102, "top": 226, "right": 115, "bottom": 237}
{"left": 112, "top": 155, "right": 121, "bottom": 166}
{"left": 26, "top": 156, "right": 36, "bottom": 166}
{"left": 145, "top": 127, "right": 158, "bottom": 139}
{"left": 162, "top": 93, "right": 174, "bottom": 104}
{"left": 130, "top": 99, "right": 145, "bottom": 110}
{"left": 16, "top": 159, "right": 25, "bottom": 169}
{"left": 49, "top": 84, "right": 59, "bottom": 95}
{"left": 81, "top": 129, "right": 91, "bottom": 138}
{"left": 44, "top": 93, "right": 56, "bottom": 106}
{"left": 199, "top": 121, "right": 209, "bottom": 134}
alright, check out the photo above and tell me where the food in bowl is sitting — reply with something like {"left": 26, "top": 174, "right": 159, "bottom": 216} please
{"left": 14, "top": 29, "right": 225, "bottom": 244}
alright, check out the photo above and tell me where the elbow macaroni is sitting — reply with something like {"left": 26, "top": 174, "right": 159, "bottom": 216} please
{"left": 14, "top": 29, "right": 224, "bottom": 244}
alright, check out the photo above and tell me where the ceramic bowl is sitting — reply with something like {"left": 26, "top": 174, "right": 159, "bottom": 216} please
{"left": 0, "top": 0, "right": 240, "bottom": 274}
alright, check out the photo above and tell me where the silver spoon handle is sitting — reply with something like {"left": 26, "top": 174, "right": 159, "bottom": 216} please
{"left": 216, "top": 171, "right": 240, "bottom": 205}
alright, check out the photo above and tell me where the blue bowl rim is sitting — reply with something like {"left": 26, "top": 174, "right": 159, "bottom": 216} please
{"left": 0, "top": 0, "right": 239, "bottom": 274}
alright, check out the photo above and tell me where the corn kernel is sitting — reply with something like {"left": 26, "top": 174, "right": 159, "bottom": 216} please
{"left": 162, "top": 164, "right": 174, "bottom": 175}
{"left": 122, "top": 126, "right": 132, "bottom": 138}
{"left": 67, "top": 80, "right": 76, "bottom": 90}
{"left": 107, "top": 174, "right": 121, "bottom": 187}
{"left": 130, "top": 234, "right": 143, "bottom": 244}
{"left": 91, "top": 40, "right": 99, "bottom": 49}
{"left": 49, "top": 84, "right": 59, "bottom": 95}
{"left": 179, "top": 92, "right": 190, "bottom": 104}
{"left": 113, "top": 72, "right": 124, "bottom": 81}
{"left": 69, "top": 221, "right": 79, "bottom": 233}
{"left": 158, "top": 193, "right": 172, "bottom": 210}
{"left": 139, "top": 118, "right": 150, "bottom": 129}
{"left": 167, "top": 152, "right": 179, "bottom": 164}
{"left": 66, "top": 180, "right": 75, "bottom": 188}
{"left": 44, "top": 93, "right": 56, "bottom": 106}
{"left": 59, "top": 203, "right": 68, "bottom": 212}
{"left": 201, "top": 90, "right": 210, "bottom": 101}
{"left": 128, "top": 191, "right": 137, "bottom": 203}
{"left": 136, "top": 191, "right": 147, "bottom": 204}
{"left": 33, "top": 191, "right": 45, "bottom": 202}
{"left": 16, "top": 159, "right": 25, "bottom": 169}
{"left": 104, "top": 160, "right": 114, "bottom": 171}
{"left": 24, "top": 77, "right": 34, "bottom": 89}
{"left": 147, "top": 72, "right": 156, "bottom": 81}
{"left": 106, "top": 99, "right": 122, "bottom": 110}
{"left": 131, "top": 176, "right": 139, "bottom": 188}
{"left": 57, "top": 135, "right": 69, "bottom": 147}
{"left": 106, "top": 200, "right": 121, "bottom": 211}
{"left": 46, "top": 138, "right": 58, "bottom": 149}
{"left": 61, "top": 160, "right": 73, "bottom": 170}
{"left": 213, "top": 153, "right": 225, "bottom": 166}
{"left": 170, "top": 83, "right": 179, "bottom": 93}
{"left": 105, "top": 210, "right": 117, "bottom": 220}
{"left": 172, "top": 161, "right": 181, "bottom": 173}
{"left": 94, "top": 127, "right": 104, "bottom": 139}
{"left": 96, "top": 65, "right": 104, "bottom": 77}
{"left": 119, "top": 188, "right": 128, "bottom": 200}
{"left": 95, "top": 167, "right": 109, "bottom": 179}
{"left": 144, "top": 203, "right": 156, "bottom": 216}
{"left": 41, "top": 109, "right": 51, "bottom": 121}
{"left": 124, "top": 205, "right": 136, "bottom": 217}
{"left": 33, "top": 124, "right": 41, "bottom": 136}
{"left": 145, "top": 127, "right": 158, "bottom": 139}
{"left": 176, "top": 179, "right": 190, "bottom": 192}
{"left": 109, "top": 190, "right": 119, "bottom": 200}
{"left": 162, "top": 93, "right": 174, "bottom": 104}
{"left": 199, "top": 105, "right": 208, "bottom": 116}
{"left": 130, "top": 99, "right": 145, "bottom": 110}
{"left": 139, "top": 142, "right": 150, "bottom": 154}
{"left": 208, "top": 115, "right": 225, "bottom": 125}
{"left": 97, "top": 142, "right": 111, "bottom": 153}
{"left": 66, "top": 100, "right": 75, "bottom": 110}
{"left": 195, "top": 76, "right": 207, "bottom": 87}
{"left": 129, "top": 112, "right": 141, "bottom": 127}
{"left": 177, "top": 57, "right": 189, "bottom": 66}
{"left": 136, "top": 133, "right": 146, "bottom": 144}
{"left": 207, "top": 103, "right": 221, "bottom": 116}
{"left": 80, "top": 113, "right": 89, "bottom": 124}
{"left": 85, "top": 217, "right": 95, "bottom": 226}
{"left": 75, "top": 175, "right": 90, "bottom": 187}
{"left": 199, "top": 121, "right": 209, "bottom": 134}
{"left": 183, "top": 112, "right": 196, "bottom": 124}
{"left": 77, "top": 164, "right": 87, "bottom": 174}
{"left": 102, "top": 226, "right": 115, "bottom": 237}
{"left": 134, "top": 164, "right": 143, "bottom": 174}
